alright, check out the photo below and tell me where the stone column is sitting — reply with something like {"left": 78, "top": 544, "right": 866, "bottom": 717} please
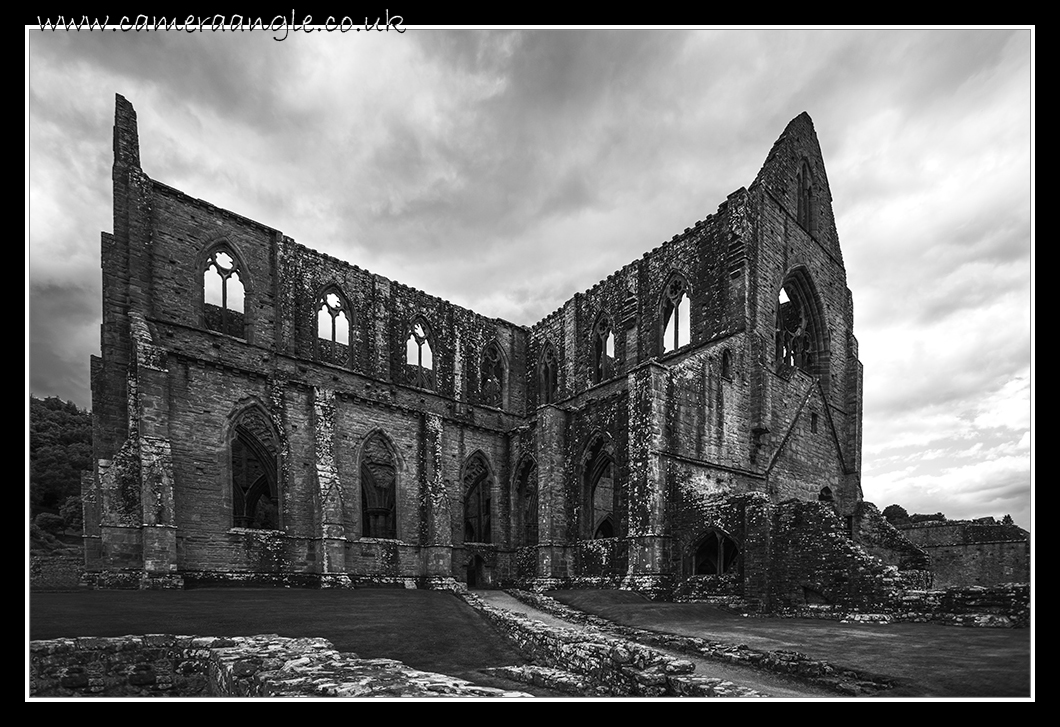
{"left": 312, "top": 388, "right": 346, "bottom": 576}
{"left": 420, "top": 412, "right": 452, "bottom": 578}
{"left": 533, "top": 403, "right": 569, "bottom": 587}
{"left": 623, "top": 361, "right": 672, "bottom": 599}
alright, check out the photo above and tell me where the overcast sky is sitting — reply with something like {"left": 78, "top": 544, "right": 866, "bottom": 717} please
{"left": 27, "top": 27, "right": 1033, "bottom": 529}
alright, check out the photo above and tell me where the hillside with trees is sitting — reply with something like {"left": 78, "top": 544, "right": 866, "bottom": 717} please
{"left": 29, "top": 395, "right": 91, "bottom": 518}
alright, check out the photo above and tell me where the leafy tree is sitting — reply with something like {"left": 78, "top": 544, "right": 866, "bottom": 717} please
{"left": 29, "top": 396, "right": 92, "bottom": 514}
{"left": 908, "top": 512, "right": 947, "bottom": 524}
{"left": 882, "top": 504, "right": 909, "bottom": 524}
{"left": 34, "top": 511, "right": 65, "bottom": 535}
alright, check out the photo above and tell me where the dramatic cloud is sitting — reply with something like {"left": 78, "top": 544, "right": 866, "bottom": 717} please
{"left": 27, "top": 27, "right": 1033, "bottom": 528}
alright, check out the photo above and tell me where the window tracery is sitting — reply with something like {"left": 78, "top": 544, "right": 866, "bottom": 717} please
{"left": 230, "top": 407, "right": 279, "bottom": 530}
{"left": 593, "top": 315, "right": 616, "bottom": 384}
{"left": 203, "top": 248, "right": 245, "bottom": 338}
{"left": 481, "top": 341, "right": 504, "bottom": 408}
{"left": 583, "top": 436, "right": 618, "bottom": 540}
{"left": 405, "top": 319, "right": 434, "bottom": 389}
{"left": 539, "top": 342, "right": 559, "bottom": 405}
{"left": 361, "top": 433, "right": 397, "bottom": 539}
{"left": 694, "top": 530, "right": 740, "bottom": 575}
{"left": 316, "top": 290, "right": 350, "bottom": 366}
{"left": 661, "top": 276, "right": 691, "bottom": 354}
{"left": 463, "top": 453, "right": 492, "bottom": 544}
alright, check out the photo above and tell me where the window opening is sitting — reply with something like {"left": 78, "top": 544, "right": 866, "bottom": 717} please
{"left": 775, "top": 277, "right": 820, "bottom": 376}
{"left": 797, "top": 159, "right": 815, "bottom": 233}
{"left": 662, "top": 277, "right": 691, "bottom": 353}
{"left": 405, "top": 320, "right": 434, "bottom": 389}
{"left": 584, "top": 436, "right": 618, "bottom": 540}
{"left": 593, "top": 316, "right": 616, "bottom": 384}
{"left": 481, "top": 342, "right": 504, "bottom": 408}
{"left": 516, "top": 458, "right": 539, "bottom": 547}
{"left": 694, "top": 530, "right": 740, "bottom": 575}
{"left": 540, "top": 343, "right": 559, "bottom": 405}
{"left": 231, "top": 409, "right": 279, "bottom": 530}
{"left": 463, "top": 454, "right": 492, "bottom": 544}
{"left": 317, "top": 291, "right": 350, "bottom": 365}
{"left": 204, "top": 248, "right": 246, "bottom": 338}
{"left": 361, "top": 433, "right": 397, "bottom": 539}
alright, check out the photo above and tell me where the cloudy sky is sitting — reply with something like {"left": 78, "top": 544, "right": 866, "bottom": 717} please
{"left": 27, "top": 27, "right": 1033, "bottom": 528}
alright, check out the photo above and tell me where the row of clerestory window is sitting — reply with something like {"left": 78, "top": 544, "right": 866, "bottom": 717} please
{"left": 203, "top": 247, "right": 704, "bottom": 402}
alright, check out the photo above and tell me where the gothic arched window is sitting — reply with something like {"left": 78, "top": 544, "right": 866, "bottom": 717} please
{"left": 203, "top": 247, "right": 246, "bottom": 338}
{"left": 797, "top": 159, "right": 816, "bottom": 234}
{"left": 463, "top": 453, "right": 492, "bottom": 544}
{"left": 316, "top": 289, "right": 351, "bottom": 366}
{"left": 661, "top": 276, "right": 691, "bottom": 354}
{"left": 481, "top": 341, "right": 505, "bottom": 408}
{"left": 583, "top": 435, "right": 618, "bottom": 540}
{"left": 361, "top": 432, "right": 397, "bottom": 539}
{"left": 593, "top": 314, "right": 616, "bottom": 384}
{"left": 539, "top": 342, "right": 559, "bottom": 405}
{"left": 694, "top": 530, "right": 740, "bottom": 575}
{"left": 515, "top": 457, "right": 539, "bottom": 547}
{"left": 405, "top": 318, "right": 434, "bottom": 389}
{"left": 775, "top": 271, "right": 825, "bottom": 379}
{"left": 230, "top": 407, "right": 280, "bottom": 530}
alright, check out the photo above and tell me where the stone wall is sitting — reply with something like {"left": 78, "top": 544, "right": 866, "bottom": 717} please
{"left": 30, "top": 633, "right": 527, "bottom": 698}
{"left": 896, "top": 520, "right": 1030, "bottom": 588}
{"left": 87, "top": 97, "right": 870, "bottom": 598}
{"left": 29, "top": 555, "right": 83, "bottom": 591}
{"left": 457, "top": 589, "right": 762, "bottom": 697}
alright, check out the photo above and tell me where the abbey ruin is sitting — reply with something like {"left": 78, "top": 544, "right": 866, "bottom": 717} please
{"left": 83, "top": 95, "right": 933, "bottom": 609}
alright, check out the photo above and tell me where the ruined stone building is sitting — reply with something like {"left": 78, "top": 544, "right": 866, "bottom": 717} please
{"left": 85, "top": 95, "right": 924, "bottom": 608}
{"left": 895, "top": 518, "right": 1030, "bottom": 588}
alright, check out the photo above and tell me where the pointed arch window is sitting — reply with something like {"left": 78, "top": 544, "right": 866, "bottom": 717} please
{"left": 361, "top": 433, "right": 397, "bottom": 539}
{"left": 515, "top": 458, "right": 539, "bottom": 547}
{"left": 463, "top": 454, "right": 492, "bottom": 544}
{"left": 694, "top": 530, "right": 740, "bottom": 575}
{"left": 583, "top": 436, "right": 618, "bottom": 540}
{"left": 796, "top": 159, "right": 816, "bottom": 234}
{"left": 593, "top": 315, "right": 616, "bottom": 384}
{"left": 203, "top": 247, "right": 246, "bottom": 338}
{"left": 481, "top": 341, "right": 505, "bottom": 408}
{"left": 316, "top": 289, "right": 351, "bottom": 367}
{"left": 721, "top": 349, "right": 733, "bottom": 380}
{"left": 539, "top": 342, "right": 559, "bottom": 405}
{"left": 230, "top": 408, "right": 280, "bottom": 530}
{"left": 775, "top": 273, "right": 825, "bottom": 379}
{"left": 405, "top": 319, "right": 434, "bottom": 389}
{"left": 661, "top": 276, "right": 691, "bottom": 354}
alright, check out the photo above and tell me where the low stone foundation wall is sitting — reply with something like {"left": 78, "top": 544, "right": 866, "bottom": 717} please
{"left": 453, "top": 589, "right": 762, "bottom": 697}
{"left": 774, "top": 583, "right": 1030, "bottom": 627}
{"left": 504, "top": 589, "right": 897, "bottom": 695}
{"left": 30, "top": 634, "right": 528, "bottom": 698}
{"left": 29, "top": 555, "right": 84, "bottom": 591}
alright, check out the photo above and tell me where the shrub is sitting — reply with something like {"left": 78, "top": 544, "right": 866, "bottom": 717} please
{"left": 34, "top": 512, "right": 66, "bottom": 535}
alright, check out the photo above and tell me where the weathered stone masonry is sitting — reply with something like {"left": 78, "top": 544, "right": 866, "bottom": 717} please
{"left": 85, "top": 94, "right": 922, "bottom": 609}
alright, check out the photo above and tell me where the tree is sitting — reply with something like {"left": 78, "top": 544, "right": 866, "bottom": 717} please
{"left": 882, "top": 504, "right": 909, "bottom": 525}
{"left": 908, "top": 512, "right": 947, "bottom": 524}
{"left": 29, "top": 396, "right": 92, "bottom": 514}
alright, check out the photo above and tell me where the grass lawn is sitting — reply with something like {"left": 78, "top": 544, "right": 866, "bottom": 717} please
{"left": 548, "top": 590, "right": 1032, "bottom": 698}
{"left": 30, "top": 588, "right": 534, "bottom": 687}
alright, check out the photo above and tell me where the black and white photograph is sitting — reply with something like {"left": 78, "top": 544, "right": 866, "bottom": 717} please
{"left": 28, "top": 24, "right": 1032, "bottom": 699}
